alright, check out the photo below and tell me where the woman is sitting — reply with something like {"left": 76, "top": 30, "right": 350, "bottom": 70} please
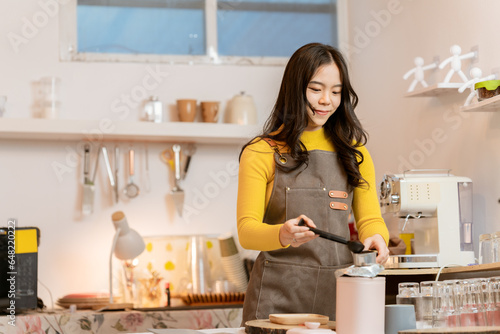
{"left": 237, "top": 43, "right": 390, "bottom": 323}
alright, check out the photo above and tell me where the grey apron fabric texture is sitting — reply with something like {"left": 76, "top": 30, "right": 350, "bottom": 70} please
{"left": 241, "top": 147, "right": 354, "bottom": 324}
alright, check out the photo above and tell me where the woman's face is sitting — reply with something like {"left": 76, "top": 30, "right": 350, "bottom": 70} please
{"left": 305, "top": 62, "right": 342, "bottom": 131}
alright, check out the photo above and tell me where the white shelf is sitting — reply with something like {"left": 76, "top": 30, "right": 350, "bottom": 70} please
{"left": 404, "top": 83, "right": 463, "bottom": 97}
{"left": 460, "top": 94, "right": 500, "bottom": 112}
{"left": 0, "top": 118, "right": 261, "bottom": 144}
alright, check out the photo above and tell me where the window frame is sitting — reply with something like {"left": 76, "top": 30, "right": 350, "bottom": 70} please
{"left": 59, "top": 0, "right": 348, "bottom": 66}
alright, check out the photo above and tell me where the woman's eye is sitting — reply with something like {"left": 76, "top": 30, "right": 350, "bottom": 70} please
{"left": 332, "top": 91, "right": 341, "bottom": 95}
{"left": 309, "top": 87, "right": 320, "bottom": 92}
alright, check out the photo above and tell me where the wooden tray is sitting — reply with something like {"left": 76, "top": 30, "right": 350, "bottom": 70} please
{"left": 245, "top": 319, "right": 335, "bottom": 334}
{"left": 269, "top": 314, "right": 329, "bottom": 325}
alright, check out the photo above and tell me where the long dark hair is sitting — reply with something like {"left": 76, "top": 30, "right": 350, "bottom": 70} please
{"left": 240, "top": 43, "right": 368, "bottom": 188}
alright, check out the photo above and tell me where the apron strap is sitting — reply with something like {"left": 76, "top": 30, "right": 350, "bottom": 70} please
{"left": 262, "top": 138, "right": 287, "bottom": 165}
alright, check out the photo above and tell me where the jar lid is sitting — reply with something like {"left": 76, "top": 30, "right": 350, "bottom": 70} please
{"left": 479, "top": 233, "right": 492, "bottom": 241}
{"left": 475, "top": 80, "right": 500, "bottom": 91}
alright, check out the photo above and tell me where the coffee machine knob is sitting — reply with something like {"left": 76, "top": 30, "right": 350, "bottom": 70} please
{"left": 391, "top": 193, "right": 400, "bottom": 204}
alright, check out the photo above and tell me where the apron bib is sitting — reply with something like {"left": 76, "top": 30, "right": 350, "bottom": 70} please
{"left": 241, "top": 141, "right": 354, "bottom": 324}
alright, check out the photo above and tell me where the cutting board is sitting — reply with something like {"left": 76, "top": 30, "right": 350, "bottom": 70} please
{"left": 399, "top": 327, "right": 500, "bottom": 333}
{"left": 269, "top": 314, "right": 329, "bottom": 325}
{"left": 245, "top": 320, "right": 335, "bottom": 334}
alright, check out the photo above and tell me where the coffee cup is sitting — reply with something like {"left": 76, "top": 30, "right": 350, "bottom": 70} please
{"left": 201, "top": 101, "right": 220, "bottom": 123}
{"left": 218, "top": 234, "right": 239, "bottom": 257}
{"left": 385, "top": 304, "right": 416, "bottom": 334}
{"left": 176, "top": 99, "right": 197, "bottom": 122}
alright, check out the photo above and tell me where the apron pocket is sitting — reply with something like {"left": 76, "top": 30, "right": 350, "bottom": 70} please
{"left": 285, "top": 188, "right": 328, "bottom": 225}
{"left": 256, "top": 260, "right": 322, "bottom": 319}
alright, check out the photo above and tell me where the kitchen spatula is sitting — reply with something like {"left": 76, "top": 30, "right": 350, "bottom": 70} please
{"left": 171, "top": 144, "right": 184, "bottom": 216}
{"left": 82, "top": 144, "right": 95, "bottom": 215}
{"left": 298, "top": 218, "right": 365, "bottom": 253}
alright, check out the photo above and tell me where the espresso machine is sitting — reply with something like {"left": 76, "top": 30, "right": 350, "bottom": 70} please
{"left": 380, "top": 169, "right": 475, "bottom": 268}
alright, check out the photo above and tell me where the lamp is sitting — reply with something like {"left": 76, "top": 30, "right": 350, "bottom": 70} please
{"left": 109, "top": 211, "right": 145, "bottom": 305}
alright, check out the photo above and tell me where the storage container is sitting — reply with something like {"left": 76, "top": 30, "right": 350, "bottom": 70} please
{"left": 475, "top": 80, "right": 500, "bottom": 101}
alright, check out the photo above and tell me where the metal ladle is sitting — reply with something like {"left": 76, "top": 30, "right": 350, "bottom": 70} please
{"left": 124, "top": 148, "right": 140, "bottom": 198}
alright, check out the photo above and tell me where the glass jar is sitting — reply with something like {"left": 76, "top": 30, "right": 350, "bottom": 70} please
{"left": 142, "top": 96, "right": 163, "bottom": 123}
{"left": 479, "top": 233, "right": 494, "bottom": 264}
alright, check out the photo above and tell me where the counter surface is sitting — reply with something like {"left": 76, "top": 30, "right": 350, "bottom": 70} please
{"left": 0, "top": 305, "right": 242, "bottom": 334}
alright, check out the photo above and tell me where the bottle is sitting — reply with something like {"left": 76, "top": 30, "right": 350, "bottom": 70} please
{"left": 165, "top": 282, "right": 171, "bottom": 307}
{"left": 142, "top": 96, "right": 163, "bottom": 123}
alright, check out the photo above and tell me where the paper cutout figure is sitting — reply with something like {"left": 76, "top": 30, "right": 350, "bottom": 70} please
{"left": 458, "top": 67, "right": 496, "bottom": 106}
{"left": 403, "top": 57, "right": 438, "bottom": 92}
{"left": 439, "top": 45, "right": 476, "bottom": 83}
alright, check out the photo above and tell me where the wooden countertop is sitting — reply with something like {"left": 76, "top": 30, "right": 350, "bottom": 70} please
{"left": 400, "top": 327, "right": 500, "bottom": 333}
{"left": 380, "top": 262, "right": 500, "bottom": 276}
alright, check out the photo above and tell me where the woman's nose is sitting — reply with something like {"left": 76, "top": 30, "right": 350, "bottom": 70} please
{"left": 319, "top": 93, "right": 331, "bottom": 105}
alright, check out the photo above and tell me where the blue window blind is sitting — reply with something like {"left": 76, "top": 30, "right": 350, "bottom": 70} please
{"left": 217, "top": 0, "right": 337, "bottom": 57}
{"left": 76, "top": 0, "right": 337, "bottom": 58}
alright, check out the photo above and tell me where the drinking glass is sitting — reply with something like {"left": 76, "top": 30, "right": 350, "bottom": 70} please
{"left": 432, "top": 281, "right": 460, "bottom": 328}
{"left": 486, "top": 277, "right": 500, "bottom": 326}
{"left": 479, "top": 233, "right": 493, "bottom": 264}
{"left": 420, "top": 281, "right": 436, "bottom": 329}
{"left": 459, "top": 279, "right": 487, "bottom": 327}
{"left": 397, "top": 282, "right": 422, "bottom": 326}
{"left": 493, "top": 232, "right": 500, "bottom": 263}
{"left": 39, "top": 76, "right": 61, "bottom": 119}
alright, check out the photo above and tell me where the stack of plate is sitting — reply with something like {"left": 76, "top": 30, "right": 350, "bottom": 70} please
{"left": 56, "top": 293, "right": 111, "bottom": 309}
{"left": 218, "top": 234, "right": 248, "bottom": 292}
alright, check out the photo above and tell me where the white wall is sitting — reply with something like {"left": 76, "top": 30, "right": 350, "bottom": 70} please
{"left": 346, "top": 0, "right": 500, "bottom": 248}
{"left": 0, "top": 1, "right": 283, "bottom": 306}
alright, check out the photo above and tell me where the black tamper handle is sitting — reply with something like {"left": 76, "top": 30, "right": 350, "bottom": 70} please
{"left": 298, "top": 218, "right": 365, "bottom": 253}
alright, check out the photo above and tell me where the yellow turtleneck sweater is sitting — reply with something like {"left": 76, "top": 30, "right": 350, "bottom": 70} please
{"left": 237, "top": 127, "right": 389, "bottom": 251}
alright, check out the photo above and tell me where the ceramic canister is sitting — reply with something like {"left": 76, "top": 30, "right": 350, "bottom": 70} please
{"left": 336, "top": 276, "right": 385, "bottom": 334}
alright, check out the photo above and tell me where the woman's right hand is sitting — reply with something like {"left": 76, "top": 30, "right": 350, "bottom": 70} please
{"left": 279, "top": 215, "right": 318, "bottom": 247}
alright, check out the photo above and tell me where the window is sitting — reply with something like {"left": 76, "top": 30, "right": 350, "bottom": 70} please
{"left": 60, "top": 0, "right": 344, "bottom": 65}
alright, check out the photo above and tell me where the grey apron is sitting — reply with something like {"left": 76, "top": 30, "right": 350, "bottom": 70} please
{"left": 241, "top": 139, "right": 354, "bottom": 324}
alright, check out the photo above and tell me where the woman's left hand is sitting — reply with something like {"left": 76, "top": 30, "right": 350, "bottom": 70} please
{"left": 362, "top": 234, "right": 389, "bottom": 265}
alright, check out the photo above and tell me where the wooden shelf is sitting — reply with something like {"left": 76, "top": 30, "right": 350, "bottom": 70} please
{"left": 380, "top": 262, "right": 500, "bottom": 276}
{"left": 404, "top": 83, "right": 463, "bottom": 97}
{"left": 460, "top": 94, "right": 500, "bottom": 112}
{"left": 0, "top": 118, "right": 261, "bottom": 144}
